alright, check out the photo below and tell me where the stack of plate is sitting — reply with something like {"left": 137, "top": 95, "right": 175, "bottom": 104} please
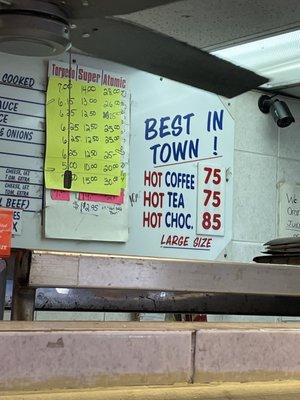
{"left": 262, "top": 237, "right": 300, "bottom": 256}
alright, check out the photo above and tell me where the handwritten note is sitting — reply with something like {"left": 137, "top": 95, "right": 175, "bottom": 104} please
{"left": 45, "top": 77, "right": 125, "bottom": 195}
{"left": 0, "top": 208, "right": 13, "bottom": 257}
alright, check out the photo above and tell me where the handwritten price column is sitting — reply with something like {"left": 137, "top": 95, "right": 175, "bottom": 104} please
{"left": 98, "top": 86, "right": 124, "bottom": 192}
{"left": 117, "top": 89, "right": 129, "bottom": 191}
{"left": 45, "top": 77, "right": 123, "bottom": 195}
{"left": 76, "top": 82, "right": 106, "bottom": 194}
{"left": 196, "top": 164, "right": 225, "bottom": 236}
{"left": 45, "top": 77, "right": 72, "bottom": 187}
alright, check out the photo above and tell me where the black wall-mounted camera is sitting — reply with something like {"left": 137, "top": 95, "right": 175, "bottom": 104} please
{"left": 258, "top": 95, "right": 295, "bottom": 128}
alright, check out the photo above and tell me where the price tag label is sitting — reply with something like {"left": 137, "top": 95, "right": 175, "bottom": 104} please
{"left": 197, "top": 164, "right": 225, "bottom": 236}
{"left": 0, "top": 208, "right": 13, "bottom": 257}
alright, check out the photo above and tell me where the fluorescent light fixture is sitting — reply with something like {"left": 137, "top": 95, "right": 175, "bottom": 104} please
{"left": 212, "top": 29, "right": 300, "bottom": 89}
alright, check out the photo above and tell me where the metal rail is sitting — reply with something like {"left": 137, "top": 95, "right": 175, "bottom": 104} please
{"left": 29, "top": 289, "right": 300, "bottom": 316}
{"left": 30, "top": 251, "right": 300, "bottom": 296}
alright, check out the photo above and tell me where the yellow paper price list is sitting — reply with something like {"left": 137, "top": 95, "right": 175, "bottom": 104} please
{"left": 45, "top": 77, "right": 123, "bottom": 195}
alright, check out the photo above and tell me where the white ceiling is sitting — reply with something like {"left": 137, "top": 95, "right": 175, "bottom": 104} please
{"left": 123, "top": 0, "right": 300, "bottom": 51}
{"left": 121, "top": 0, "right": 300, "bottom": 96}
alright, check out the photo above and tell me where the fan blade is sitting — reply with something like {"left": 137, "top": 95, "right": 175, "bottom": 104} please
{"left": 61, "top": 0, "right": 178, "bottom": 19}
{"left": 71, "top": 18, "right": 268, "bottom": 98}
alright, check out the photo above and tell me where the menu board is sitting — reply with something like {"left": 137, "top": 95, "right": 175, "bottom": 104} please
{"left": 0, "top": 56, "right": 46, "bottom": 241}
{"left": 44, "top": 60, "right": 130, "bottom": 242}
{"left": 3, "top": 51, "right": 234, "bottom": 259}
{"left": 45, "top": 71, "right": 125, "bottom": 195}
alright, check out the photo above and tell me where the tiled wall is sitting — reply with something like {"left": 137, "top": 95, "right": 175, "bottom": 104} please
{"left": 219, "top": 91, "right": 300, "bottom": 263}
{"left": 211, "top": 91, "right": 300, "bottom": 322}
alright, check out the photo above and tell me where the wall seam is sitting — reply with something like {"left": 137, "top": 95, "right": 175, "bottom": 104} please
{"left": 188, "top": 330, "right": 197, "bottom": 384}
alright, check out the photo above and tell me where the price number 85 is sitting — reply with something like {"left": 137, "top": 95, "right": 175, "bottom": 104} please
{"left": 201, "top": 167, "right": 223, "bottom": 232}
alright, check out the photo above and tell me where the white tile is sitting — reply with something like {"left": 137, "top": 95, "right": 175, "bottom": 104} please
{"left": 219, "top": 96, "right": 236, "bottom": 119}
{"left": 35, "top": 312, "right": 135, "bottom": 322}
{"left": 234, "top": 92, "right": 278, "bottom": 156}
{"left": 140, "top": 313, "right": 166, "bottom": 321}
{"left": 216, "top": 245, "right": 229, "bottom": 261}
{"left": 3, "top": 310, "right": 10, "bottom": 321}
{"left": 233, "top": 151, "right": 277, "bottom": 242}
{"left": 279, "top": 98, "right": 300, "bottom": 161}
{"left": 277, "top": 158, "right": 300, "bottom": 183}
{"left": 207, "top": 315, "right": 280, "bottom": 323}
{"left": 35, "top": 311, "right": 105, "bottom": 321}
{"left": 104, "top": 313, "right": 133, "bottom": 321}
{"left": 225, "top": 240, "right": 264, "bottom": 262}
{"left": 281, "top": 316, "right": 300, "bottom": 322}
{"left": 279, "top": 123, "right": 300, "bottom": 161}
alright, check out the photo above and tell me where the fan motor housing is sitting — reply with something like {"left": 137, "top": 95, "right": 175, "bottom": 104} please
{"left": 0, "top": 0, "right": 71, "bottom": 57}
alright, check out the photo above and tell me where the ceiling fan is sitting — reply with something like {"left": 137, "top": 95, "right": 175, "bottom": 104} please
{"left": 0, "top": 0, "right": 268, "bottom": 98}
